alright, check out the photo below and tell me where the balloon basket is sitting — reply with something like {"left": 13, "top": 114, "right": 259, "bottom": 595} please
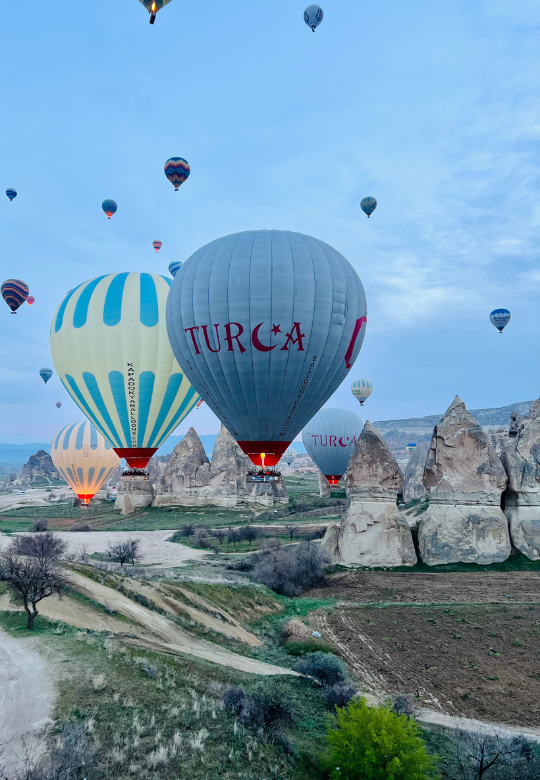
{"left": 150, "top": 12, "right": 156, "bottom": 23}
{"left": 247, "top": 468, "right": 281, "bottom": 483}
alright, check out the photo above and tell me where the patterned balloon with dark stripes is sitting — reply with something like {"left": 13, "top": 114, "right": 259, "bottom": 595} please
{"left": 50, "top": 272, "right": 199, "bottom": 469}
{"left": 1, "top": 278, "right": 29, "bottom": 313}
{"left": 164, "top": 157, "right": 190, "bottom": 191}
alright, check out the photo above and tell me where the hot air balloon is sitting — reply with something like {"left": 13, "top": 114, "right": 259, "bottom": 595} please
{"left": 50, "top": 272, "right": 200, "bottom": 470}
{"left": 195, "top": 399, "right": 204, "bottom": 409}
{"left": 283, "top": 447, "right": 297, "bottom": 466}
{"left": 164, "top": 158, "right": 190, "bottom": 191}
{"left": 168, "top": 261, "right": 182, "bottom": 277}
{"left": 302, "top": 408, "right": 363, "bottom": 486}
{"left": 27, "top": 296, "right": 35, "bottom": 306}
{"left": 1, "top": 279, "right": 29, "bottom": 314}
{"left": 5, "top": 188, "right": 17, "bottom": 201}
{"left": 351, "top": 379, "right": 373, "bottom": 406}
{"left": 406, "top": 442, "right": 416, "bottom": 455}
{"left": 360, "top": 197, "right": 377, "bottom": 218}
{"left": 153, "top": 241, "right": 162, "bottom": 253}
{"left": 39, "top": 368, "right": 53, "bottom": 384}
{"left": 56, "top": 401, "right": 62, "bottom": 409}
{"left": 304, "top": 4, "right": 323, "bottom": 30}
{"left": 166, "top": 230, "right": 367, "bottom": 467}
{"left": 137, "top": 0, "right": 173, "bottom": 23}
{"left": 490, "top": 308, "right": 511, "bottom": 333}
{"left": 102, "top": 199, "right": 117, "bottom": 219}
{"left": 51, "top": 421, "right": 120, "bottom": 504}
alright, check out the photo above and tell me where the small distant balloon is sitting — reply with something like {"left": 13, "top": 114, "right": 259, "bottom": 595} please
{"left": 5, "top": 188, "right": 17, "bottom": 201}
{"left": 40, "top": 368, "right": 53, "bottom": 384}
{"left": 490, "top": 308, "right": 511, "bottom": 333}
{"left": 195, "top": 399, "right": 204, "bottom": 409}
{"left": 138, "top": 0, "right": 173, "bottom": 24}
{"left": 304, "top": 4, "right": 323, "bottom": 30}
{"left": 102, "top": 199, "right": 117, "bottom": 219}
{"left": 164, "top": 158, "right": 190, "bottom": 191}
{"left": 27, "top": 296, "right": 35, "bottom": 306}
{"left": 168, "top": 261, "right": 182, "bottom": 277}
{"left": 1, "top": 279, "right": 29, "bottom": 314}
{"left": 153, "top": 241, "right": 162, "bottom": 253}
{"left": 360, "top": 197, "right": 377, "bottom": 218}
{"left": 351, "top": 379, "right": 373, "bottom": 406}
{"left": 406, "top": 442, "right": 417, "bottom": 455}
{"left": 56, "top": 401, "right": 62, "bottom": 409}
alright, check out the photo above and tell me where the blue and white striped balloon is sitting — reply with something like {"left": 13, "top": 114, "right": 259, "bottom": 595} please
{"left": 50, "top": 421, "right": 119, "bottom": 504}
{"left": 490, "top": 308, "right": 511, "bottom": 333}
{"left": 50, "top": 272, "right": 199, "bottom": 469}
{"left": 168, "top": 261, "right": 182, "bottom": 278}
{"left": 351, "top": 378, "right": 373, "bottom": 406}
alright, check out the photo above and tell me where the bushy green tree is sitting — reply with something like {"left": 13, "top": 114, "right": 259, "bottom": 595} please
{"left": 324, "top": 697, "right": 438, "bottom": 780}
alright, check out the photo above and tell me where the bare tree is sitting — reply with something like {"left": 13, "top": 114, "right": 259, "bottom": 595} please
{"left": 252, "top": 541, "right": 329, "bottom": 596}
{"left": 181, "top": 523, "right": 195, "bottom": 540}
{"left": 213, "top": 528, "right": 227, "bottom": 545}
{"left": 192, "top": 528, "right": 209, "bottom": 548}
{"left": 106, "top": 538, "right": 142, "bottom": 567}
{"left": 0, "top": 533, "right": 71, "bottom": 629}
{"left": 284, "top": 524, "right": 299, "bottom": 541}
{"left": 447, "top": 728, "right": 540, "bottom": 780}
{"left": 228, "top": 528, "right": 241, "bottom": 549}
{"left": 240, "top": 525, "right": 260, "bottom": 547}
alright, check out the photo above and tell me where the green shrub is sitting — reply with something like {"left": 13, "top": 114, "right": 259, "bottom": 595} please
{"left": 324, "top": 697, "right": 438, "bottom": 779}
{"left": 296, "top": 651, "right": 347, "bottom": 686}
{"left": 285, "top": 638, "right": 334, "bottom": 656}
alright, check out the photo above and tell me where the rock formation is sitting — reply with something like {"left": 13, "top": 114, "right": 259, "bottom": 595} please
{"left": 153, "top": 425, "right": 288, "bottom": 508}
{"left": 321, "top": 421, "right": 416, "bottom": 567}
{"left": 418, "top": 396, "right": 510, "bottom": 566}
{"left": 318, "top": 471, "right": 331, "bottom": 498}
{"left": 402, "top": 442, "right": 429, "bottom": 503}
{"left": 10, "top": 450, "right": 59, "bottom": 487}
{"left": 114, "top": 473, "right": 154, "bottom": 514}
{"left": 502, "top": 399, "right": 540, "bottom": 559}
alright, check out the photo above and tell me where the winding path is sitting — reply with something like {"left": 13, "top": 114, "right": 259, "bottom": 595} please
{"left": 0, "top": 629, "right": 53, "bottom": 772}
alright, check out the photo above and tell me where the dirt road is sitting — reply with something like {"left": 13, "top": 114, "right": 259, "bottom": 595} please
{"left": 0, "top": 629, "right": 53, "bottom": 773}
{"left": 0, "top": 530, "right": 207, "bottom": 569}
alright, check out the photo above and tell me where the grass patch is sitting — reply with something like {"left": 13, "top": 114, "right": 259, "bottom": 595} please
{"left": 285, "top": 639, "right": 334, "bottom": 656}
{"left": 0, "top": 518, "right": 34, "bottom": 533}
{"left": 350, "top": 548, "right": 540, "bottom": 573}
{"left": 0, "top": 610, "right": 80, "bottom": 637}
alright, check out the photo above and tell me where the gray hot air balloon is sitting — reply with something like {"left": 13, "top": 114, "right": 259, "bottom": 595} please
{"left": 283, "top": 447, "right": 297, "bottom": 466}
{"left": 302, "top": 408, "right": 363, "bottom": 485}
{"left": 166, "top": 230, "right": 367, "bottom": 468}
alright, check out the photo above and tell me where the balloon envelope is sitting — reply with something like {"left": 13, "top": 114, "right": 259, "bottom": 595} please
{"left": 351, "top": 379, "right": 373, "bottom": 405}
{"left": 406, "top": 442, "right": 417, "bottom": 454}
{"left": 304, "top": 4, "right": 323, "bottom": 30}
{"left": 50, "top": 272, "right": 200, "bottom": 469}
{"left": 1, "top": 279, "right": 29, "bottom": 313}
{"left": 153, "top": 241, "right": 162, "bottom": 253}
{"left": 283, "top": 447, "right": 297, "bottom": 466}
{"left": 360, "top": 197, "right": 377, "bottom": 217}
{"left": 164, "top": 157, "right": 190, "bottom": 190}
{"left": 51, "top": 421, "right": 120, "bottom": 504}
{"left": 56, "top": 402, "right": 62, "bottom": 409}
{"left": 302, "top": 408, "right": 363, "bottom": 485}
{"left": 490, "top": 308, "right": 511, "bottom": 333}
{"left": 166, "top": 230, "right": 367, "bottom": 467}
{"left": 102, "top": 199, "right": 117, "bottom": 219}
{"left": 27, "top": 296, "right": 35, "bottom": 305}
{"left": 5, "top": 188, "right": 17, "bottom": 201}
{"left": 137, "top": 0, "right": 173, "bottom": 12}
{"left": 168, "top": 261, "right": 182, "bottom": 277}
{"left": 40, "top": 368, "right": 53, "bottom": 384}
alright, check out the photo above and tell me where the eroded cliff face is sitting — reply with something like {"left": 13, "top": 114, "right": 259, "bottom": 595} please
{"left": 418, "top": 396, "right": 510, "bottom": 566}
{"left": 502, "top": 399, "right": 540, "bottom": 559}
{"left": 322, "top": 421, "right": 416, "bottom": 568}
{"left": 402, "top": 442, "right": 429, "bottom": 503}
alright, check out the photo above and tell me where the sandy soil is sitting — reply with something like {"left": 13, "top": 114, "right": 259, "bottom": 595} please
{"left": 308, "top": 569, "right": 540, "bottom": 604}
{"left": 0, "top": 530, "right": 207, "bottom": 569}
{"left": 310, "top": 603, "right": 540, "bottom": 727}
{"left": 0, "top": 629, "right": 53, "bottom": 772}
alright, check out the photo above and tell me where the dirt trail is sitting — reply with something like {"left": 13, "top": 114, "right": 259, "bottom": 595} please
{"left": 0, "top": 629, "right": 53, "bottom": 773}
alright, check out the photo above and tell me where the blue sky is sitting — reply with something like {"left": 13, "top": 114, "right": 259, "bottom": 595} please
{"left": 0, "top": 0, "right": 539, "bottom": 444}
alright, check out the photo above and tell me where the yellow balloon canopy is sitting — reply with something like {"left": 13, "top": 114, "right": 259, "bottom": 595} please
{"left": 51, "top": 421, "right": 120, "bottom": 504}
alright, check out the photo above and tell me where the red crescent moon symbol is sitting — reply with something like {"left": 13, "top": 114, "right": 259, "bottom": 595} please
{"left": 251, "top": 323, "right": 277, "bottom": 352}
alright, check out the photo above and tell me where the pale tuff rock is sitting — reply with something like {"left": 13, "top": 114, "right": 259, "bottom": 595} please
{"left": 322, "top": 422, "right": 416, "bottom": 567}
{"left": 402, "top": 442, "right": 429, "bottom": 503}
{"left": 418, "top": 396, "right": 510, "bottom": 566}
{"left": 7, "top": 450, "right": 59, "bottom": 488}
{"left": 153, "top": 425, "right": 288, "bottom": 508}
{"left": 318, "top": 471, "right": 331, "bottom": 498}
{"left": 115, "top": 474, "right": 154, "bottom": 514}
{"left": 502, "top": 399, "right": 540, "bottom": 560}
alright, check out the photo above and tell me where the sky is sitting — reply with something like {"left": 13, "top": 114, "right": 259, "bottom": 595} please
{"left": 0, "top": 0, "right": 539, "bottom": 444}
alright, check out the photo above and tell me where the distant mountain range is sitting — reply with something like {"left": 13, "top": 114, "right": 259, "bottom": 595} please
{"left": 374, "top": 400, "right": 533, "bottom": 449}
